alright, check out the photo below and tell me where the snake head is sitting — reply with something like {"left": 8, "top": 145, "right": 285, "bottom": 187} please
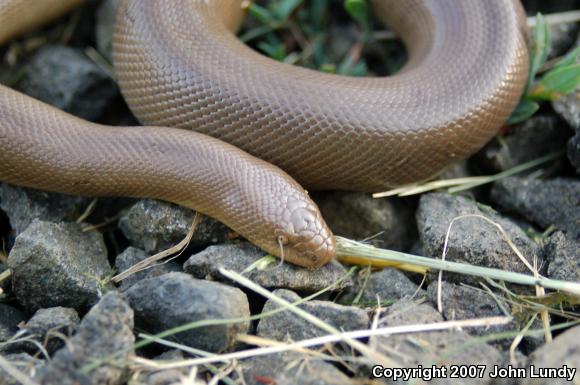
{"left": 274, "top": 195, "right": 336, "bottom": 268}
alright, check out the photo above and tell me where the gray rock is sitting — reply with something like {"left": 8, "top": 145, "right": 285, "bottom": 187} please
{"left": 313, "top": 192, "right": 415, "bottom": 251}
{"left": 125, "top": 272, "right": 250, "bottom": 352}
{"left": 544, "top": 231, "right": 580, "bottom": 282}
{"left": 257, "top": 289, "right": 369, "bottom": 343}
{"left": 416, "top": 193, "right": 542, "bottom": 284}
{"left": 7, "top": 220, "right": 112, "bottom": 312}
{"left": 183, "top": 242, "right": 352, "bottom": 293}
{"left": 119, "top": 199, "right": 229, "bottom": 254}
{"left": 569, "top": 131, "right": 580, "bottom": 173}
{"left": 372, "top": 300, "right": 503, "bottom": 385}
{"left": 426, "top": 281, "right": 541, "bottom": 351}
{"left": 0, "top": 184, "right": 89, "bottom": 235}
{"left": 15, "top": 45, "right": 118, "bottom": 121}
{"left": 15, "top": 307, "right": 79, "bottom": 355}
{"left": 239, "top": 351, "right": 356, "bottom": 385}
{"left": 0, "top": 353, "right": 44, "bottom": 385}
{"left": 96, "top": 0, "right": 121, "bottom": 61}
{"left": 553, "top": 91, "right": 580, "bottom": 130}
{"left": 491, "top": 177, "right": 580, "bottom": 240}
{"left": 34, "top": 292, "right": 134, "bottom": 385}
{"left": 337, "top": 268, "right": 425, "bottom": 306}
{"left": 473, "top": 115, "right": 572, "bottom": 173}
{"left": 0, "top": 304, "right": 25, "bottom": 342}
{"left": 115, "top": 247, "right": 181, "bottom": 291}
{"left": 522, "top": 324, "right": 580, "bottom": 385}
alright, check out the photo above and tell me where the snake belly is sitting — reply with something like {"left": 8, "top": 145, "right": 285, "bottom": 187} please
{"left": 0, "top": 0, "right": 529, "bottom": 267}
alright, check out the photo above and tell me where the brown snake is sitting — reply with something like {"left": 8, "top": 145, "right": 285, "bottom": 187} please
{"left": 0, "top": 0, "right": 529, "bottom": 267}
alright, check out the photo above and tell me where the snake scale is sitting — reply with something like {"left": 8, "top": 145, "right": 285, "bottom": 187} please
{"left": 0, "top": 0, "right": 529, "bottom": 267}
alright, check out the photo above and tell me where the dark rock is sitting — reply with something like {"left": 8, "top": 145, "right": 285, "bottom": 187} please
{"left": 0, "top": 304, "right": 25, "bottom": 342}
{"left": 257, "top": 289, "right": 369, "bottom": 343}
{"left": 417, "top": 193, "right": 542, "bottom": 284}
{"left": 119, "top": 199, "right": 229, "bottom": 254}
{"left": 522, "top": 324, "right": 580, "bottom": 385}
{"left": 7, "top": 220, "right": 112, "bottom": 312}
{"left": 15, "top": 45, "right": 118, "bottom": 121}
{"left": 239, "top": 351, "right": 356, "bottom": 385}
{"left": 0, "top": 184, "right": 89, "bottom": 236}
{"left": 96, "top": 0, "right": 121, "bottom": 61}
{"left": 115, "top": 247, "right": 181, "bottom": 291}
{"left": 0, "top": 263, "right": 10, "bottom": 293}
{"left": 426, "top": 281, "right": 541, "bottom": 351}
{"left": 491, "top": 177, "right": 580, "bottom": 240}
{"left": 544, "top": 231, "right": 580, "bottom": 282}
{"left": 14, "top": 307, "right": 79, "bottom": 355}
{"left": 34, "top": 292, "right": 134, "bottom": 385}
{"left": 125, "top": 272, "right": 250, "bottom": 352}
{"left": 0, "top": 353, "right": 44, "bottom": 385}
{"left": 183, "top": 242, "right": 352, "bottom": 293}
{"left": 473, "top": 115, "right": 571, "bottom": 173}
{"left": 372, "top": 300, "right": 502, "bottom": 385}
{"left": 337, "top": 268, "right": 425, "bottom": 306}
{"left": 313, "top": 192, "right": 415, "bottom": 251}
{"left": 569, "top": 131, "right": 580, "bottom": 173}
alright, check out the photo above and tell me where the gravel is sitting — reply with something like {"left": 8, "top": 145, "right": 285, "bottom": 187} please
{"left": 114, "top": 246, "right": 181, "bottom": 291}
{"left": 544, "top": 231, "right": 580, "bottom": 282}
{"left": 34, "top": 292, "right": 134, "bottom": 385}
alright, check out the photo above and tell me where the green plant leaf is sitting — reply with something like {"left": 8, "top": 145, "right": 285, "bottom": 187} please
{"left": 527, "top": 13, "right": 551, "bottom": 94}
{"left": 530, "top": 63, "right": 580, "bottom": 100}
{"left": 257, "top": 41, "right": 286, "bottom": 61}
{"left": 553, "top": 46, "right": 580, "bottom": 71}
{"left": 507, "top": 99, "right": 539, "bottom": 125}
{"left": 271, "top": 0, "right": 303, "bottom": 20}
{"left": 344, "top": 0, "right": 369, "bottom": 27}
{"left": 247, "top": 3, "right": 276, "bottom": 24}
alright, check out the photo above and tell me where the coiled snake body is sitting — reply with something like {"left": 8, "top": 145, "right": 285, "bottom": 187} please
{"left": 0, "top": 0, "right": 529, "bottom": 267}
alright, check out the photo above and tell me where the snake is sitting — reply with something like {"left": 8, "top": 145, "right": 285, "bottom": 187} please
{"left": 0, "top": 0, "right": 529, "bottom": 267}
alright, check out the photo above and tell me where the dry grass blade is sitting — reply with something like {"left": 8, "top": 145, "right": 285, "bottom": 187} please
{"left": 373, "top": 152, "right": 561, "bottom": 198}
{"left": 111, "top": 212, "right": 200, "bottom": 283}
{"left": 130, "top": 316, "right": 511, "bottom": 371}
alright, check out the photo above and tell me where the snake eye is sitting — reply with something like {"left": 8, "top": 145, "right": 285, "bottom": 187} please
{"left": 277, "top": 235, "right": 289, "bottom": 245}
